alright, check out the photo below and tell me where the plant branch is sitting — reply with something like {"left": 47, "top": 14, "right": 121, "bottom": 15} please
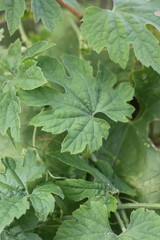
{"left": 56, "top": 0, "right": 83, "bottom": 19}
{"left": 118, "top": 203, "right": 160, "bottom": 210}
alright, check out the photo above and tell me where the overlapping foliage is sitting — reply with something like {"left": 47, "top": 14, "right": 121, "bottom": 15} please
{"left": 0, "top": 0, "right": 160, "bottom": 239}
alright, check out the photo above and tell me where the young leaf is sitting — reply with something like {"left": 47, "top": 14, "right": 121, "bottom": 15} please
{"left": 23, "top": 41, "right": 56, "bottom": 61}
{"left": 0, "top": 150, "right": 46, "bottom": 199}
{"left": 0, "top": 90, "right": 21, "bottom": 142}
{"left": 1, "top": 39, "right": 21, "bottom": 74}
{"left": 81, "top": 0, "right": 160, "bottom": 74}
{"left": 31, "top": 0, "right": 62, "bottom": 31}
{"left": 24, "top": 55, "right": 134, "bottom": 154}
{"left": 14, "top": 60, "right": 46, "bottom": 90}
{"left": 0, "top": 196, "right": 29, "bottom": 233}
{"left": 30, "top": 183, "right": 64, "bottom": 221}
{"left": 3, "top": 0, "right": 25, "bottom": 35}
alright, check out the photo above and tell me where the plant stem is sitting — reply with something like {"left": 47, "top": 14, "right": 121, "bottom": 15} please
{"left": 32, "top": 126, "right": 37, "bottom": 148}
{"left": 56, "top": 0, "right": 83, "bottom": 19}
{"left": 118, "top": 203, "right": 160, "bottom": 210}
{"left": 118, "top": 199, "right": 129, "bottom": 227}
{"left": 114, "top": 211, "right": 126, "bottom": 232}
{"left": 19, "top": 23, "right": 31, "bottom": 47}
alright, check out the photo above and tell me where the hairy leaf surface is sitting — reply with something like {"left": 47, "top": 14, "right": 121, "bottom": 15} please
{"left": 20, "top": 55, "right": 134, "bottom": 154}
{"left": 81, "top": 0, "right": 160, "bottom": 73}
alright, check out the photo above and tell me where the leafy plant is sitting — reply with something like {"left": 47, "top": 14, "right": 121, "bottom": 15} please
{"left": 0, "top": 0, "right": 160, "bottom": 239}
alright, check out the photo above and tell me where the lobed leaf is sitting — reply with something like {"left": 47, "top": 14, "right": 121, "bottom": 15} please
{"left": 81, "top": 0, "right": 160, "bottom": 74}
{"left": 20, "top": 55, "right": 134, "bottom": 154}
{"left": 0, "top": 196, "right": 29, "bottom": 233}
{"left": 31, "top": 0, "right": 62, "bottom": 31}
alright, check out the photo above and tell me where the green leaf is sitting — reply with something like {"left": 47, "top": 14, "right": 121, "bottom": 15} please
{"left": 0, "top": 89, "right": 21, "bottom": 142}
{"left": 1, "top": 39, "right": 21, "bottom": 74}
{"left": 98, "top": 68, "right": 160, "bottom": 202}
{"left": 50, "top": 152, "right": 118, "bottom": 194}
{"left": 81, "top": 0, "right": 160, "bottom": 73}
{"left": 0, "top": 232, "right": 43, "bottom": 240}
{"left": 56, "top": 179, "right": 114, "bottom": 201}
{"left": 30, "top": 183, "right": 64, "bottom": 221}
{"left": 54, "top": 201, "right": 116, "bottom": 240}
{"left": 3, "top": 0, "right": 25, "bottom": 35}
{"left": 54, "top": 202, "right": 160, "bottom": 240}
{"left": 0, "top": 196, "right": 29, "bottom": 233}
{"left": 31, "top": 0, "right": 62, "bottom": 31}
{"left": 26, "top": 55, "right": 134, "bottom": 154}
{"left": 15, "top": 60, "right": 46, "bottom": 90}
{"left": 0, "top": 150, "right": 46, "bottom": 199}
{"left": 23, "top": 41, "right": 56, "bottom": 61}
{"left": 118, "top": 209, "right": 160, "bottom": 240}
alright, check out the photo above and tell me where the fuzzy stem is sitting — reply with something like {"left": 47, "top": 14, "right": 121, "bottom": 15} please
{"left": 118, "top": 203, "right": 160, "bottom": 210}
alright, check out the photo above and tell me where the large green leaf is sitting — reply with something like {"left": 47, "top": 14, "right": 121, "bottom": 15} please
{"left": 31, "top": 0, "right": 62, "bottom": 31}
{"left": 54, "top": 201, "right": 116, "bottom": 240}
{"left": 81, "top": 0, "right": 160, "bottom": 73}
{"left": 1, "top": 0, "right": 25, "bottom": 35}
{"left": 19, "top": 55, "right": 134, "bottom": 154}
{"left": 54, "top": 201, "right": 160, "bottom": 240}
{"left": 0, "top": 196, "right": 29, "bottom": 233}
{"left": 98, "top": 67, "right": 160, "bottom": 202}
{"left": 0, "top": 89, "right": 21, "bottom": 141}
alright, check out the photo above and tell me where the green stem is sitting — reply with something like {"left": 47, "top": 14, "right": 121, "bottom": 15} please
{"left": 118, "top": 199, "right": 129, "bottom": 227}
{"left": 118, "top": 203, "right": 160, "bottom": 210}
{"left": 114, "top": 211, "right": 126, "bottom": 232}
{"left": 19, "top": 22, "right": 31, "bottom": 47}
{"left": 32, "top": 126, "right": 37, "bottom": 148}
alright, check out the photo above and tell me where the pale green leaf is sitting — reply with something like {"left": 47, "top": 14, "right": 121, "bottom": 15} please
{"left": 56, "top": 179, "right": 114, "bottom": 201}
{"left": 81, "top": 0, "right": 160, "bottom": 73}
{"left": 30, "top": 183, "right": 63, "bottom": 221}
{"left": 1, "top": 39, "right": 21, "bottom": 74}
{"left": 0, "top": 90, "right": 21, "bottom": 141}
{"left": 27, "top": 55, "right": 134, "bottom": 154}
{"left": 31, "top": 0, "right": 62, "bottom": 31}
{"left": 4, "top": 0, "right": 25, "bottom": 35}
{"left": 118, "top": 209, "right": 160, "bottom": 240}
{"left": 23, "top": 41, "right": 56, "bottom": 61}
{"left": 0, "top": 196, "right": 29, "bottom": 233}
{"left": 15, "top": 60, "right": 46, "bottom": 90}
